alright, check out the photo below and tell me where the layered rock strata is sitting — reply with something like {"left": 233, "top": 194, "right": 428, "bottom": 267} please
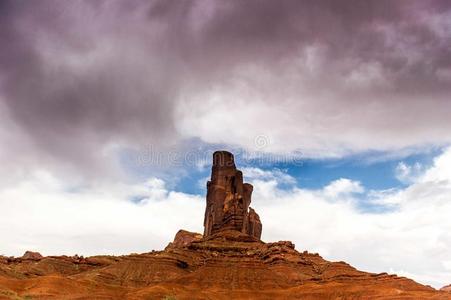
{"left": 203, "top": 151, "right": 262, "bottom": 239}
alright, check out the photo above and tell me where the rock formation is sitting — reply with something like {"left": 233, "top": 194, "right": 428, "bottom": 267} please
{"left": 21, "top": 251, "right": 43, "bottom": 261}
{"left": 442, "top": 284, "right": 451, "bottom": 292}
{"left": 0, "top": 151, "right": 450, "bottom": 299}
{"left": 203, "top": 151, "right": 262, "bottom": 239}
{"left": 166, "top": 229, "right": 203, "bottom": 249}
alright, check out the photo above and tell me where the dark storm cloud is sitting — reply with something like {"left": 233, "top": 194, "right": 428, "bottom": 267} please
{"left": 194, "top": 0, "right": 451, "bottom": 94}
{"left": 0, "top": 0, "right": 450, "bottom": 175}
{"left": 0, "top": 0, "right": 183, "bottom": 176}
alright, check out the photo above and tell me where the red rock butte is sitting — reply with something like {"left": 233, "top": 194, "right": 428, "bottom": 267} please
{"left": 1, "top": 151, "right": 451, "bottom": 299}
{"left": 204, "top": 151, "right": 262, "bottom": 239}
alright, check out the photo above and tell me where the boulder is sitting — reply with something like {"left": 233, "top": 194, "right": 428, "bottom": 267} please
{"left": 21, "top": 251, "right": 43, "bottom": 261}
{"left": 167, "top": 229, "right": 203, "bottom": 249}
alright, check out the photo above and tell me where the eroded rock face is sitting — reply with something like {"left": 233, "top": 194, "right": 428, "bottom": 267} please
{"left": 166, "top": 229, "right": 203, "bottom": 249}
{"left": 442, "top": 284, "right": 451, "bottom": 292}
{"left": 21, "top": 251, "right": 43, "bottom": 261}
{"left": 1, "top": 233, "right": 449, "bottom": 299}
{"left": 203, "top": 151, "right": 262, "bottom": 240}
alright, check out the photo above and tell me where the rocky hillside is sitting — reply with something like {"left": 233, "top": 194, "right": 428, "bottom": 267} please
{"left": 0, "top": 229, "right": 449, "bottom": 299}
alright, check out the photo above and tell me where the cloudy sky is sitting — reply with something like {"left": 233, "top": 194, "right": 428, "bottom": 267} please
{"left": 1, "top": 0, "right": 451, "bottom": 289}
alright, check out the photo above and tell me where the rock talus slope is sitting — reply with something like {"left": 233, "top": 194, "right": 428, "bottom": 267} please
{"left": 0, "top": 151, "right": 449, "bottom": 299}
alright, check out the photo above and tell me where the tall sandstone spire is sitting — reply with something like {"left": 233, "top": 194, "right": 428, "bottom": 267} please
{"left": 203, "top": 151, "right": 262, "bottom": 239}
